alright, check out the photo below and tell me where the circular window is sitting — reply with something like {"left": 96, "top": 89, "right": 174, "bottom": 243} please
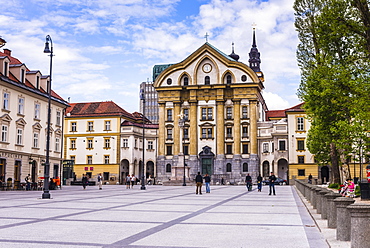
{"left": 167, "top": 78, "right": 172, "bottom": 85}
{"left": 241, "top": 75, "right": 247, "bottom": 82}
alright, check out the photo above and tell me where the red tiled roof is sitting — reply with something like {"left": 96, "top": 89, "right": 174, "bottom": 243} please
{"left": 265, "top": 102, "right": 305, "bottom": 120}
{"left": 0, "top": 50, "right": 23, "bottom": 66}
{"left": 121, "top": 120, "right": 158, "bottom": 129}
{"left": 66, "top": 101, "right": 133, "bottom": 118}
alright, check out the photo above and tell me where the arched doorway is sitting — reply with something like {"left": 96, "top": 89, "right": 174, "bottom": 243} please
{"left": 277, "top": 159, "right": 288, "bottom": 182}
{"left": 321, "top": 166, "right": 329, "bottom": 184}
{"left": 120, "top": 159, "right": 129, "bottom": 184}
{"left": 146, "top": 161, "right": 154, "bottom": 178}
{"left": 262, "top": 161, "right": 269, "bottom": 178}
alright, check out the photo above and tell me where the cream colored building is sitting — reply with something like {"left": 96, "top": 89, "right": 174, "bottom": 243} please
{"left": 0, "top": 45, "right": 68, "bottom": 187}
{"left": 154, "top": 33, "right": 267, "bottom": 184}
{"left": 64, "top": 101, "right": 158, "bottom": 184}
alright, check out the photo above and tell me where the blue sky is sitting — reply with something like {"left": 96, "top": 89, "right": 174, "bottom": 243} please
{"left": 0, "top": 0, "right": 300, "bottom": 113}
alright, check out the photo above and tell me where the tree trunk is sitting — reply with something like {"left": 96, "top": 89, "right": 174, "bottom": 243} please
{"left": 330, "top": 143, "right": 341, "bottom": 184}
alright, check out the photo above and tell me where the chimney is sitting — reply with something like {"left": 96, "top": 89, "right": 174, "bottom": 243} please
{"left": 4, "top": 49, "right": 11, "bottom": 56}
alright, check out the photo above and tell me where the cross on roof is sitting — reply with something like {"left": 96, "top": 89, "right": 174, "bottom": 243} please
{"left": 204, "top": 32, "right": 209, "bottom": 42}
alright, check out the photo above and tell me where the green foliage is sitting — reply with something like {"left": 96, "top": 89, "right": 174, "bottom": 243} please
{"left": 328, "top": 183, "right": 340, "bottom": 189}
{"left": 355, "top": 185, "right": 361, "bottom": 196}
{"left": 294, "top": 0, "right": 370, "bottom": 183}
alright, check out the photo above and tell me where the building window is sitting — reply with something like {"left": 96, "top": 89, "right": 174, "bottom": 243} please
{"left": 297, "top": 117, "right": 304, "bottom": 131}
{"left": 16, "top": 129, "right": 23, "bottom": 145}
{"left": 18, "top": 98, "right": 24, "bottom": 115}
{"left": 105, "top": 121, "right": 111, "bottom": 131}
{"left": 87, "top": 121, "right": 93, "bottom": 131}
{"left": 241, "top": 75, "right": 247, "bottom": 82}
{"left": 104, "top": 155, "right": 110, "bottom": 164}
{"left": 87, "top": 156, "right": 92, "bottom": 165}
{"left": 183, "top": 76, "right": 189, "bottom": 86}
{"left": 263, "top": 143, "right": 269, "bottom": 153}
{"left": 36, "top": 76, "right": 40, "bottom": 89}
{"left": 183, "top": 128, "right": 189, "bottom": 139}
{"left": 166, "top": 145, "right": 172, "bottom": 155}
{"left": 87, "top": 139, "right": 93, "bottom": 149}
{"left": 183, "top": 109, "right": 189, "bottom": 120}
{"left": 205, "top": 76, "right": 210, "bottom": 85}
{"left": 4, "top": 62, "right": 8, "bottom": 77}
{"left": 3, "top": 92, "right": 9, "bottom": 110}
{"left": 55, "top": 137, "right": 60, "bottom": 151}
{"left": 243, "top": 163, "right": 248, "bottom": 172}
{"left": 167, "top": 128, "right": 173, "bottom": 140}
{"left": 34, "top": 103, "right": 40, "bottom": 119}
{"left": 56, "top": 111, "right": 61, "bottom": 126}
{"left": 279, "top": 140, "right": 286, "bottom": 151}
{"left": 148, "top": 141, "right": 153, "bottom": 150}
{"left": 104, "top": 138, "right": 110, "bottom": 149}
{"left": 123, "top": 138, "right": 128, "bottom": 148}
{"left": 166, "top": 163, "right": 172, "bottom": 173}
{"left": 226, "top": 107, "right": 233, "bottom": 119}
{"left": 242, "top": 144, "right": 249, "bottom": 154}
{"left": 201, "top": 108, "right": 207, "bottom": 120}
{"left": 242, "top": 106, "right": 248, "bottom": 119}
{"left": 70, "top": 139, "right": 76, "bottom": 149}
{"left": 298, "top": 169, "right": 305, "bottom": 176}
{"left": 167, "top": 78, "right": 172, "bottom": 85}
{"left": 226, "top": 163, "right": 232, "bottom": 172}
{"left": 297, "top": 139, "right": 305, "bottom": 151}
{"left": 201, "top": 128, "right": 212, "bottom": 139}
{"left": 298, "top": 156, "right": 305, "bottom": 164}
{"left": 167, "top": 109, "right": 173, "bottom": 121}
{"left": 33, "top": 133, "right": 39, "bottom": 148}
{"left": 226, "top": 127, "right": 233, "bottom": 138}
{"left": 201, "top": 108, "right": 212, "bottom": 120}
{"left": 226, "top": 74, "right": 232, "bottom": 84}
{"left": 1, "top": 125, "right": 7, "bottom": 142}
{"left": 71, "top": 122, "right": 77, "bottom": 132}
{"left": 226, "top": 144, "right": 233, "bottom": 154}
{"left": 20, "top": 69, "right": 25, "bottom": 83}
{"left": 183, "top": 145, "right": 189, "bottom": 155}
{"left": 242, "top": 126, "right": 248, "bottom": 138}
{"left": 135, "top": 139, "right": 137, "bottom": 148}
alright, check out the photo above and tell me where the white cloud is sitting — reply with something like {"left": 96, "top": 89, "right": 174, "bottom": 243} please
{"left": 263, "top": 91, "right": 291, "bottom": 110}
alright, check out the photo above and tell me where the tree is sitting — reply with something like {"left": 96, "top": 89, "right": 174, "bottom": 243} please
{"left": 294, "top": 0, "right": 370, "bottom": 184}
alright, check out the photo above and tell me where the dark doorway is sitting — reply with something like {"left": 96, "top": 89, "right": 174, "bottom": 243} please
{"left": 199, "top": 146, "right": 214, "bottom": 175}
{"left": 31, "top": 161, "right": 37, "bottom": 182}
{"left": 262, "top": 161, "right": 269, "bottom": 177}
{"left": 146, "top": 161, "right": 154, "bottom": 178}
{"left": 321, "top": 166, "right": 329, "bottom": 184}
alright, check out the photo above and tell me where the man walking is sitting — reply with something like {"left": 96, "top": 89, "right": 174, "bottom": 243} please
{"left": 204, "top": 174, "right": 211, "bottom": 193}
{"left": 195, "top": 172, "right": 203, "bottom": 195}
{"left": 269, "top": 172, "right": 276, "bottom": 195}
{"left": 97, "top": 173, "right": 103, "bottom": 190}
{"left": 25, "top": 174, "right": 31, "bottom": 191}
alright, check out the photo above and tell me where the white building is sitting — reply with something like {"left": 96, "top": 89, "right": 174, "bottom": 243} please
{"left": 0, "top": 45, "right": 68, "bottom": 188}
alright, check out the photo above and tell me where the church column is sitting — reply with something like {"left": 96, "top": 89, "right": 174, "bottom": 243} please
{"left": 216, "top": 100, "right": 225, "bottom": 155}
{"left": 250, "top": 100, "right": 258, "bottom": 154}
{"left": 189, "top": 102, "right": 198, "bottom": 155}
{"left": 173, "top": 103, "right": 181, "bottom": 156}
{"left": 233, "top": 100, "right": 241, "bottom": 155}
{"left": 158, "top": 103, "right": 165, "bottom": 156}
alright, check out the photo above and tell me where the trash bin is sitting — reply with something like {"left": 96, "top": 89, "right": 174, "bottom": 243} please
{"left": 359, "top": 182, "right": 370, "bottom": 200}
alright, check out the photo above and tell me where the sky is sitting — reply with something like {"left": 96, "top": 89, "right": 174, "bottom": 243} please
{"left": 0, "top": 0, "right": 301, "bottom": 113}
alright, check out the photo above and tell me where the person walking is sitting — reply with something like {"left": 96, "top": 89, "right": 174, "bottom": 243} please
{"left": 130, "top": 174, "right": 136, "bottom": 189}
{"left": 204, "top": 174, "right": 211, "bottom": 193}
{"left": 126, "top": 174, "right": 131, "bottom": 189}
{"left": 268, "top": 172, "right": 276, "bottom": 195}
{"left": 195, "top": 172, "right": 203, "bottom": 195}
{"left": 308, "top": 173, "right": 313, "bottom": 184}
{"left": 257, "top": 174, "right": 263, "bottom": 192}
{"left": 97, "top": 173, "right": 103, "bottom": 190}
{"left": 246, "top": 173, "right": 252, "bottom": 191}
{"left": 82, "top": 174, "right": 88, "bottom": 190}
{"left": 25, "top": 174, "right": 31, "bottom": 191}
{"left": 221, "top": 177, "right": 224, "bottom": 185}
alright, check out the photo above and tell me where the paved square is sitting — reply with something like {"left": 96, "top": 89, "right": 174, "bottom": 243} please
{"left": 0, "top": 185, "right": 328, "bottom": 248}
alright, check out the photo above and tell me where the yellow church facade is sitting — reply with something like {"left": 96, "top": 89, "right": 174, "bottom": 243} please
{"left": 154, "top": 35, "right": 267, "bottom": 184}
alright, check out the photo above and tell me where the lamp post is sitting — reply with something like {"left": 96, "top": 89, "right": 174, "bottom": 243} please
{"left": 42, "top": 35, "right": 53, "bottom": 199}
{"left": 178, "top": 115, "right": 186, "bottom": 186}
{"left": 140, "top": 87, "right": 146, "bottom": 190}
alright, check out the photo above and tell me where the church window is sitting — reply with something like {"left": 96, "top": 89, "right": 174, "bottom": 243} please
{"left": 167, "top": 78, "right": 172, "bottom": 85}
{"left": 183, "top": 76, "right": 189, "bottom": 86}
{"left": 226, "top": 75, "right": 232, "bottom": 84}
{"left": 183, "top": 108, "right": 189, "bottom": 120}
{"left": 226, "top": 127, "right": 233, "bottom": 138}
{"left": 241, "top": 75, "right": 247, "bottom": 82}
{"left": 243, "top": 163, "right": 248, "bottom": 172}
{"left": 205, "top": 76, "right": 210, "bottom": 85}
{"left": 226, "top": 163, "right": 232, "bottom": 172}
{"left": 242, "top": 144, "right": 249, "bottom": 154}
{"left": 167, "top": 128, "right": 173, "bottom": 140}
{"left": 242, "top": 106, "right": 248, "bottom": 118}
{"left": 167, "top": 109, "right": 173, "bottom": 121}
{"left": 166, "top": 146, "right": 172, "bottom": 155}
{"left": 242, "top": 126, "right": 248, "bottom": 137}
{"left": 226, "top": 144, "right": 233, "bottom": 154}
{"left": 226, "top": 107, "right": 233, "bottom": 119}
{"left": 166, "top": 163, "right": 172, "bottom": 172}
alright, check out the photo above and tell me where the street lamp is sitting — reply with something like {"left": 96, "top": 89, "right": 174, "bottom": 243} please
{"left": 42, "top": 35, "right": 53, "bottom": 199}
{"left": 140, "top": 87, "right": 146, "bottom": 190}
{"left": 178, "top": 115, "right": 186, "bottom": 186}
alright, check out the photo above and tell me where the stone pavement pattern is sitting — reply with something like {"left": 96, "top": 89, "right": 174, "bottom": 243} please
{"left": 0, "top": 185, "right": 329, "bottom": 248}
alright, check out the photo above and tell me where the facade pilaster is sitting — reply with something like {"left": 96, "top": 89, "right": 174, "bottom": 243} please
{"left": 173, "top": 102, "right": 181, "bottom": 155}
{"left": 250, "top": 100, "right": 258, "bottom": 154}
{"left": 216, "top": 100, "right": 225, "bottom": 155}
{"left": 189, "top": 102, "right": 198, "bottom": 155}
{"left": 158, "top": 103, "right": 165, "bottom": 156}
{"left": 233, "top": 100, "right": 241, "bottom": 155}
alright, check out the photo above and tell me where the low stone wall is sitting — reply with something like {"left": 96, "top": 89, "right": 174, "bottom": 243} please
{"left": 295, "top": 179, "right": 370, "bottom": 248}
